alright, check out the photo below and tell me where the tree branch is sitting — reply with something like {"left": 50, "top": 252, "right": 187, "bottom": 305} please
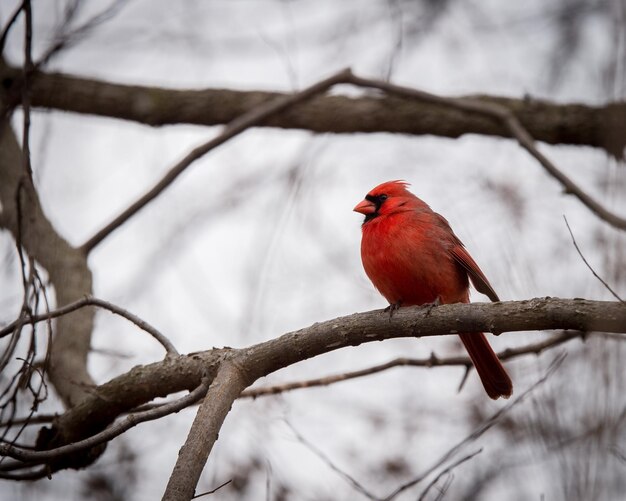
{"left": 416, "top": 448, "right": 483, "bottom": 501}
{"left": 240, "top": 330, "right": 589, "bottom": 398}
{"left": 0, "top": 64, "right": 623, "bottom": 156}
{"left": 563, "top": 216, "right": 624, "bottom": 302}
{"left": 12, "top": 298, "right": 622, "bottom": 478}
{"left": 381, "top": 355, "right": 566, "bottom": 501}
{"left": 162, "top": 362, "right": 250, "bottom": 501}
{"left": 343, "top": 73, "right": 626, "bottom": 231}
{"left": 0, "top": 378, "right": 209, "bottom": 472}
{"left": 0, "top": 2, "right": 25, "bottom": 55}
{"left": 6, "top": 329, "right": 592, "bottom": 435}
{"left": 79, "top": 68, "right": 352, "bottom": 253}
{"left": 0, "top": 295, "right": 179, "bottom": 356}
{"left": 0, "top": 122, "right": 95, "bottom": 408}
{"left": 6, "top": 64, "right": 622, "bottom": 233}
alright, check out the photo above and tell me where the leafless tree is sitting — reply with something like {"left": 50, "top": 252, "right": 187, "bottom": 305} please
{"left": 0, "top": 1, "right": 625, "bottom": 500}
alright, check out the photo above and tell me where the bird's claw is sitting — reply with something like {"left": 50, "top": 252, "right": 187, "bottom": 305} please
{"left": 384, "top": 301, "right": 402, "bottom": 321}
{"left": 422, "top": 296, "right": 442, "bottom": 317}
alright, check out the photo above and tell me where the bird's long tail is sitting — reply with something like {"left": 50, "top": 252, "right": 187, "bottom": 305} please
{"left": 459, "top": 333, "right": 512, "bottom": 400}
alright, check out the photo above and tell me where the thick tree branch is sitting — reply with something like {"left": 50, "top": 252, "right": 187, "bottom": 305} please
{"left": 30, "top": 351, "right": 223, "bottom": 471}
{"left": 3, "top": 330, "right": 596, "bottom": 430}
{"left": 0, "top": 122, "right": 94, "bottom": 408}
{"left": 5, "top": 64, "right": 622, "bottom": 234}
{"left": 0, "top": 378, "right": 209, "bottom": 471}
{"left": 235, "top": 298, "right": 625, "bottom": 381}
{"left": 0, "top": 64, "right": 623, "bottom": 156}
{"left": 240, "top": 330, "right": 588, "bottom": 398}
{"left": 8, "top": 298, "right": 623, "bottom": 477}
{"left": 162, "top": 362, "right": 250, "bottom": 501}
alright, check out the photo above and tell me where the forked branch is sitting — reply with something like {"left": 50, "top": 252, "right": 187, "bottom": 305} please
{"left": 74, "top": 68, "right": 625, "bottom": 256}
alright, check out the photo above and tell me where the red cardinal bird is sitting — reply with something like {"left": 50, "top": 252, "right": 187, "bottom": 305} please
{"left": 354, "top": 180, "right": 512, "bottom": 399}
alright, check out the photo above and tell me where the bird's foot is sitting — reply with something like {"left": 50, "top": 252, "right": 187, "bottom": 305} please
{"left": 422, "top": 296, "right": 442, "bottom": 317}
{"left": 384, "top": 301, "right": 402, "bottom": 321}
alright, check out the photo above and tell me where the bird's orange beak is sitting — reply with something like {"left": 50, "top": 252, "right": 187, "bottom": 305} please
{"left": 353, "top": 199, "right": 376, "bottom": 215}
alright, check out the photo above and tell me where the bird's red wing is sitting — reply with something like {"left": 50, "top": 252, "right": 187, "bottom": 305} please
{"left": 450, "top": 245, "right": 500, "bottom": 302}
{"left": 431, "top": 212, "right": 500, "bottom": 303}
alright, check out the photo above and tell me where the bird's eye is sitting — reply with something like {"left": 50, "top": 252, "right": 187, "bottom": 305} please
{"left": 379, "top": 194, "right": 388, "bottom": 201}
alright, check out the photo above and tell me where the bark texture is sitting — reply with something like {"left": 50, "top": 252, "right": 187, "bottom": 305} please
{"left": 0, "top": 121, "right": 94, "bottom": 409}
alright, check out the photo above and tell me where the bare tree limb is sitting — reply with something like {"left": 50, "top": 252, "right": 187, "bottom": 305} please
{"left": 1, "top": 64, "right": 623, "bottom": 156}
{"left": 0, "top": 122, "right": 95, "bottom": 408}
{"left": 240, "top": 330, "right": 589, "bottom": 398}
{"left": 40, "top": 299, "right": 626, "bottom": 476}
{"left": 29, "top": 329, "right": 604, "bottom": 429}
{"left": 0, "top": 295, "right": 180, "bottom": 356}
{"left": 0, "top": 298, "right": 622, "bottom": 478}
{"left": 1, "top": 329, "right": 592, "bottom": 429}
{"left": 343, "top": 73, "right": 626, "bottom": 231}
{"left": 7, "top": 65, "right": 621, "bottom": 234}
{"left": 0, "top": 377, "right": 209, "bottom": 468}
{"left": 162, "top": 362, "right": 250, "bottom": 501}
{"left": 79, "top": 68, "right": 352, "bottom": 254}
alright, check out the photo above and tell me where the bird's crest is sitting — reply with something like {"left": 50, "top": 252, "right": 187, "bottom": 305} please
{"left": 367, "top": 180, "right": 411, "bottom": 197}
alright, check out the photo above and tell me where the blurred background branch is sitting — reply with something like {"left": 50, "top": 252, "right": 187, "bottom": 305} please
{"left": 0, "top": 63, "right": 623, "bottom": 155}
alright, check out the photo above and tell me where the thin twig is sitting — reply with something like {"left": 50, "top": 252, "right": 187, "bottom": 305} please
{"left": 191, "top": 479, "right": 233, "bottom": 499}
{"left": 3, "top": 266, "right": 53, "bottom": 457}
{"left": 563, "top": 216, "right": 624, "bottom": 302}
{"left": 35, "top": 0, "right": 128, "bottom": 68}
{"left": 0, "top": 185, "right": 43, "bottom": 456}
{"left": 417, "top": 448, "right": 483, "bottom": 501}
{"left": 0, "top": 1, "right": 24, "bottom": 54}
{"left": 0, "top": 413, "right": 56, "bottom": 429}
{"left": 287, "top": 421, "right": 378, "bottom": 500}
{"left": 80, "top": 68, "right": 353, "bottom": 254}
{"left": 0, "top": 295, "right": 179, "bottom": 356}
{"left": 21, "top": 0, "right": 33, "bottom": 181}
{"left": 380, "top": 354, "right": 566, "bottom": 501}
{"left": 0, "top": 466, "right": 48, "bottom": 480}
{"left": 0, "top": 377, "right": 209, "bottom": 465}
